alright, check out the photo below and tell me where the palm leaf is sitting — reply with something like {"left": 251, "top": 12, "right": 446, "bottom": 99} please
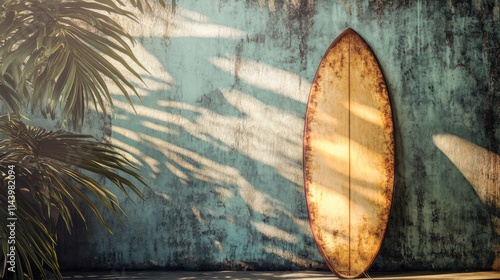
{"left": 0, "top": 116, "right": 149, "bottom": 227}
{"left": 0, "top": 0, "right": 149, "bottom": 129}
{"left": 0, "top": 189, "right": 62, "bottom": 280}
{"left": 0, "top": 77, "right": 21, "bottom": 116}
{"left": 0, "top": 1, "right": 162, "bottom": 278}
{"left": 0, "top": 58, "right": 28, "bottom": 117}
{"left": 0, "top": 116, "right": 150, "bottom": 279}
{"left": 116, "top": 0, "right": 168, "bottom": 12}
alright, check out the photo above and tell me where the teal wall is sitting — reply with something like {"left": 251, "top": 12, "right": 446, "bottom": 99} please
{"left": 57, "top": 0, "right": 500, "bottom": 271}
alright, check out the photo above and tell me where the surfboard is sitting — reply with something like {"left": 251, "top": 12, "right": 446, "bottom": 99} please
{"left": 303, "top": 28, "right": 394, "bottom": 279}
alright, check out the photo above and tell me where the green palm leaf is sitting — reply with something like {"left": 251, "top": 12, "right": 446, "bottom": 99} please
{"left": 0, "top": 1, "right": 165, "bottom": 278}
{"left": 0, "top": 116, "right": 149, "bottom": 226}
{"left": 0, "top": 59, "right": 28, "bottom": 117}
{"left": 1, "top": 189, "right": 62, "bottom": 280}
{"left": 0, "top": 116, "right": 150, "bottom": 279}
{"left": 0, "top": 0, "right": 150, "bottom": 129}
{"left": 117, "top": 0, "right": 168, "bottom": 12}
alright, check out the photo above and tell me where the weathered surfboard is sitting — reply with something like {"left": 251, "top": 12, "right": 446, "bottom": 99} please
{"left": 303, "top": 28, "right": 394, "bottom": 279}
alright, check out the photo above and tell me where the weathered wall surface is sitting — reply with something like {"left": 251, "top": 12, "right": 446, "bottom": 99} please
{"left": 57, "top": 0, "right": 500, "bottom": 272}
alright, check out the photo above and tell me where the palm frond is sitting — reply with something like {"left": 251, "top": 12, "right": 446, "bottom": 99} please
{"left": 0, "top": 60, "right": 28, "bottom": 117}
{"left": 0, "top": 76, "right": 21, "bottom": 116}
{"left": 0, "top": 189, "right": 61, "bottom": 280}
{"left": 0, "top": 0, "right": 148, "bottom": 129}
{"left": 0, "top": 115, "right": 150, "bottom": 278}
{"left": 0, "top": 1, "right": 159, "bottom": 278}
{"left": 117, "top": 0, "right": 168, "bottom": 12}
{"left": 0, "top": 116, "right": 149, "bottom": 232}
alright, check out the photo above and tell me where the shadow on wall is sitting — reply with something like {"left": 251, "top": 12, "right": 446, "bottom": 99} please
{"left": 104, "top": 53, "right": 316, "bottom": 268}
{"left": 99, "top": 2, "right": 392, "bottom": 271}
{"left": 55, "top": 0, "right": 500, "bottom": 272}
{"left": 107, "top": 80, "right": 315, "bottom": 269}
{"left": 55, "top": 1, "right": 326, "bottom": 270}
{"left": 433, "top": 134, "right": 500, "bottom": 270}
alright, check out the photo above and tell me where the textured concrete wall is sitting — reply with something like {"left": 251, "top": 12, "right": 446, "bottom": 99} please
{"left": 57, "top": 0, "right": 500, "bottom": 272}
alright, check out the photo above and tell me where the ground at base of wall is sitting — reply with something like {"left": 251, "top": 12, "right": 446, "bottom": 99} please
{"left": 60, "top": 270, "right": 499, "bottom": 279}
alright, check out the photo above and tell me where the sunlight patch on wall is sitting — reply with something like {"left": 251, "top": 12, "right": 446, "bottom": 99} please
{"left": 251, "top": 221, "right": 299, "bottom": 244}
{"left": 103, "top": 42, "right": 174, "bottom": 98}
{"left": 152, "top": 190, "right": 171, "bottom": 201}
{"left": 209, "top": 56, "right": 310, "bottom": 103}
{"left": 108, "top": 137, "right": 161, "bottom": 176}
{"left": 112, "top": 121, "right": 284, "bottom": 217}
{"left": 433, "top": 133, "right": 500, "bottom": 270}
{"left": 156, "top": 89, "right": 304, "bottom": 187}
{"left": 432, "top": 134, "right": 499, "bottom": 209}
{"left": 258, "top": 0, "right": 315, "bottom": 12}
{"left": 113, "top": 99, "right": 216, "bottom": 146}
{"left": 212, "top": 89, "right": 304, "bottom": 185}
{"left": 141, "top": 121, "right": 179, "bottom": 136}
{"left": 258, "top": 0, "right": 276, "bottom": 12}
{"left": 102, "top": 2, "right": 315, "bottom": 265}
{"left": 192, "top": 205, "right": 203, "bottom": 222}
{"left": 111, "top": 4, "right": 246, "bottom": 39}
{"left": 165, "top": 162, "right": 191, "bottom": 185}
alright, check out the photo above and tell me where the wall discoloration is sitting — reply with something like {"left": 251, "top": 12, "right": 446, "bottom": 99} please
{"left": 57, "top": 0, "right": 499, "bottom": 272}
